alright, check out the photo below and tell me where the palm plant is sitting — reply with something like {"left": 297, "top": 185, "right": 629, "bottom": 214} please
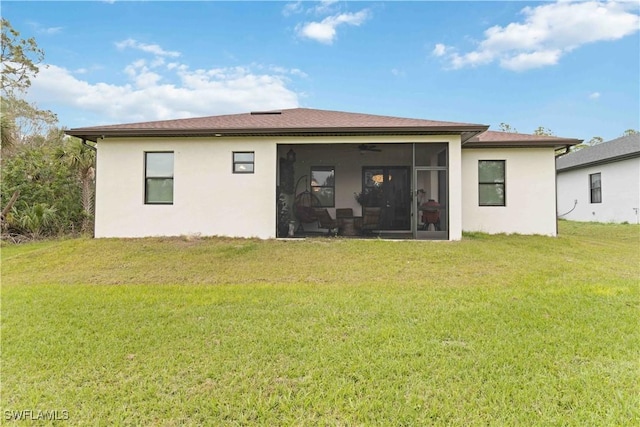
{"left": 13, "top": 202, "right": 57, "bottom": 238}
{"left": 55, "top": 137, "right": 95, "bottom": 234}
{"left": 1, "top": 97, "right": 17, "bottom": 153}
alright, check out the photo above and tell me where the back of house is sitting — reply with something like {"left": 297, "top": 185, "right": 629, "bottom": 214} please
{"left": 66, "top": 108, "right": 582, "bottom": 239}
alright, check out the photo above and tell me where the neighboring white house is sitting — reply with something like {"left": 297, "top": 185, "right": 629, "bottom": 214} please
{"left": 556, "top": 134, "right": 640, "bottom": 224}
{"left": 66, "top": 108, "right": 581, "bottom": 240}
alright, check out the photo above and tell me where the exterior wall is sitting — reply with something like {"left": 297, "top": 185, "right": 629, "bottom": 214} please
{"left": 448, "top": 137, "right": 463, "bottom": 240}
{"left": 461, "top": 147, "right": 557, "bottom": 236}
{"left": 95, "top": 137, "right": 277, "bottom": 238}
{"left": 556, "top": 157, "right": 640, "bottom": 224}
{"left": 95, "top": 135, "right": 463, "bottom": 239}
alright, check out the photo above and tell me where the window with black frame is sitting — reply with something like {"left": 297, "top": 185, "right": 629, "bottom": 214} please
{"left": 310, "top": 167, "right": 335, "bottom": 207}
{"left": 233, "top": 152, "right": 255, "bottom": 174}
{"left": 590, "top": 172, "right": 601, "bottom": 203}
{"left": 145, "top": 152, "right": 174, "bottom": 204}
{"left": 478, "top": 160, "right": 505, "bottom": 206}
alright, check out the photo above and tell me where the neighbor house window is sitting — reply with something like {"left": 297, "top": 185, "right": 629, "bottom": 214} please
{"left": 310, "top": 166, "right": 335, "bottom": 207}
{"left": 478, "top": 160, "right": 505, "bottom": 206}
{"left": 145, "top": 152, "right": 174, "bottom": 204}
{"left": 590, "top": 173, "right": 601, "bottom": 203}
{"left": 233, "top": 152, "right": 254, "bottom": 173}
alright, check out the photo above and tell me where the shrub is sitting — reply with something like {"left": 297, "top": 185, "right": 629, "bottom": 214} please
{"left": 1, "top": 137, "right": 89, "bottom": 238}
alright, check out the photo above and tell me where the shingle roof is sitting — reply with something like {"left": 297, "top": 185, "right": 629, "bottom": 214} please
{"left": 556, "top": 133, "right": 640, "bottom": 171}
{"left": 464, "top": 130, "right": 582, "bottom": 149}
{"left": 76, "top": 108, "right": 483, "bottom": 130}
{"left": 66, "top": 108, "right": 489, "bottom": 142}
{"left": 66, "top": 107, "right": 581, "bottom": 148}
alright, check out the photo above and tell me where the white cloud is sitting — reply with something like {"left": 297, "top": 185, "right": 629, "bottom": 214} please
{"left": 436, "top": 1, "right": 640, "bottom": 71}
{"left": 115, "top": 38, "right": 181, "bottom": 58}
{"left": 26, "top": 62, "right": 301, "bottom": 125}
{"left": 282, "top": 1, "right": 303, "bottom": 17}
{"left": 265, "top": 65, "right": 309, "bottom": 78}
{"left": 40, "top": 26, "right": 63, "bottom": 35}
{"left": 312, "top": 0, "right": 339, "bottom": 16}
{"left": 284, "top": 0, "right": 338, "bottom": 17}
{"left": 289, "top": 68, "right": 308, "bottom": 78}
{"left": 28, "top": 21, "right": 64, "bottom": 35}
{"left": 589, "top": 91, "right": 601, "bottom": 99}
{"left": 499, "top": 49, "right": 562, "bottom": 71}
{"left": 296, "top": 9, "right": 370, "bottom": 44}
{"left": 432, "top": 43, "right": 448, "bottom": 57}
{"left": 25, "top": 38, "right": 303, "bottom": 127}
{"left": 123, "top": 59, "right": 163, "bottom": 89}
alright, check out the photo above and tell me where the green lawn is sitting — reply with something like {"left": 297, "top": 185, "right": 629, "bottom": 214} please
{"left": 1, "top": 222, "right": 639, "bottom": 426}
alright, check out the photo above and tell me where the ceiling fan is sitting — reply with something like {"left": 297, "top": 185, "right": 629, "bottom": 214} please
{"left": 358, "top": 144, "right": 382, "bottom": 152}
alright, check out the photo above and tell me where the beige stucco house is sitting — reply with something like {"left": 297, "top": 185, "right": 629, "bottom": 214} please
{"left": 66, "top": 108, "right": 581, "bottom": 240}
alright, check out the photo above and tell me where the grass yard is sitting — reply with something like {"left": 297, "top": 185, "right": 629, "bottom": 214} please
{"left": 1, "top": 221, "right": 639, "bottom": 426}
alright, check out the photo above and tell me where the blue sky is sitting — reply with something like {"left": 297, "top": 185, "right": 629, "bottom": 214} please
{"left": 2, "top": 0, "right": 639, "bottom": 141}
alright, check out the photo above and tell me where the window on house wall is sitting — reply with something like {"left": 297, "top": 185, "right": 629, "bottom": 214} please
{"left": 233, "top": 152, "right": 255, "bottom": 173}
{"left": 590, "top": 173, "right": 601, "bottom": 203}
{"left": 310, "top": 167, "right": 335, "bottom": 207}
{"left": 478, "top": 160, "right": 505, "bottom": 206}
{"left": 145, "top": 152, "right": 174, "bottom": 204}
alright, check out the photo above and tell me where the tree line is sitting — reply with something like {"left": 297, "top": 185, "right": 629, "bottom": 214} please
{"left": 1, "top": 18, "right": 95, "bottom": 241}
{"left": 498, "top": 122, "right": 638, "bottom": 150}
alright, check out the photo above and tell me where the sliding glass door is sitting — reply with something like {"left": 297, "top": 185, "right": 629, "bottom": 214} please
{"left": 362, "top": 166, "right": 411, "bottom": 230}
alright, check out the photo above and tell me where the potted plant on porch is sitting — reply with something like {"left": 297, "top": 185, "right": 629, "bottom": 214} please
{"left": 353, "top": 187, "right": 382, "bottom": 234}
{"left": 353, "top": 186, "right": 382, "bottom": 208}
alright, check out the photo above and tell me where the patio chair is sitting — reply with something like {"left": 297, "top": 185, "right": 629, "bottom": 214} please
{"left": 294, "top": 189, "right": 320, "bottom": 232}
{"left": 314, "top": 208, "right": 339, "bottom": 236}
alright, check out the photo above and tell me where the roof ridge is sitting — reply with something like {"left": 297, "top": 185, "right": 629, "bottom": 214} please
{"left": 471, "top": 130, "right": 581, "bottom": 143}
{"left": 68, "top": 107, "right": 489, "bottom": 133}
